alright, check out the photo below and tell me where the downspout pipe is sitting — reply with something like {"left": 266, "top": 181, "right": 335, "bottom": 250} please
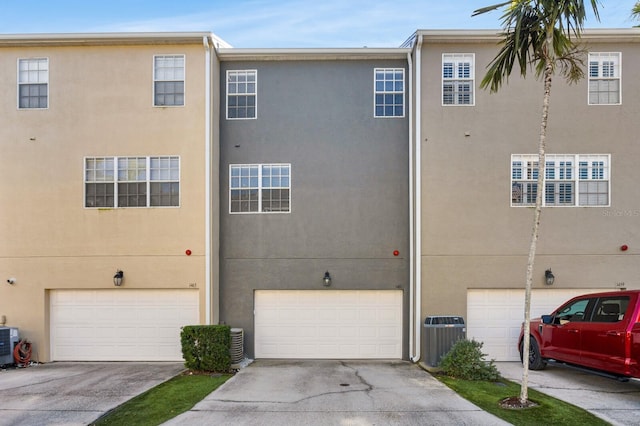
{"left": 407, "top": 49, "right": 415, "bottom": 361}
{"left": 410, "top": 34, "right": 423, "bottom": 363}
{"left": 203, "top": 35, "right": 212, "bottom": 325}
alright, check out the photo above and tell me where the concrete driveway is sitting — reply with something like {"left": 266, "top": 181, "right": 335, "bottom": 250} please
{"left": 497, "top": 361, "right": 640, "bottom": 426}
{"left": 0, "top": 362, "right": 184, "bottom": 426}
{"left": 164, "top": 359, "right": 508, "bottom": 425}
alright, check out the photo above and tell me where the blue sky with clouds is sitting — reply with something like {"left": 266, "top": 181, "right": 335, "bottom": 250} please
{"left": 1, "top": 0, "right": 637, "bottom": 47}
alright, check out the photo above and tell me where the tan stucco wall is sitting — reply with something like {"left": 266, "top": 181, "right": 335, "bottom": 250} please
{"left": 418, "top": 33, "right": 640, "bottom": 321}
{"left": 0, "top": 40, "right": 212, "bottom": 361}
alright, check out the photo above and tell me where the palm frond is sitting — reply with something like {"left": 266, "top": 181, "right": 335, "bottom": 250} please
{"left": 472, "top": 1, "right": 513, "bottom": 17}
{"left": 475, "top": 0, "right": 600, "bottom": 92}
{"left": 632, "top": 1, "right": 640, "bottom": 20}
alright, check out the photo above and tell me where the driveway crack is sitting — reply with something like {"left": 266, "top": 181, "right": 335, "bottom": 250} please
{"left": 212, "top": 362, "right": 376, "bottom": 405}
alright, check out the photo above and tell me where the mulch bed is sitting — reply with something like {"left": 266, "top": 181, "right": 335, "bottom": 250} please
{"left": 499, "top": 396, "right": 539, "bottom": 409}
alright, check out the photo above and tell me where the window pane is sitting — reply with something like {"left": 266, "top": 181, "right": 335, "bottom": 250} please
{"left": 85, "top": 183, "right": 114, "bottom": 208}
{"left": 19, "top": 83, "right": 47, "bottom": 109}
{"left": 118, "top": 182, "right": 147, "bottom": 207}
{"left": 150, "top": 182, "right": 179, "bottom": 206}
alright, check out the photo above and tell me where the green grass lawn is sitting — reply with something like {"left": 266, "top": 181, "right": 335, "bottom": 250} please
{"left": 91, "top": 373, "right": 231, "bottom": 426}
{"left": 439, "top": 376, "right": 610, "bottom": 426}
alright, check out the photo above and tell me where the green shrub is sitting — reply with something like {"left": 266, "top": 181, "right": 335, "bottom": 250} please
{"left": 439, "top": 338, "right": 501, "bottom": 381}
{"left": 181, "top": 325, "right": 231, "bottom": 372}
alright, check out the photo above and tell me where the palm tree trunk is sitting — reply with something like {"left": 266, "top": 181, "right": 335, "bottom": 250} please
{"left": 520, "top": 60, "right": 553, "bottom": 404}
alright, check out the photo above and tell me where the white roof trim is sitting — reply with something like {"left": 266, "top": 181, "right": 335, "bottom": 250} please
{"left": 0, "top": 32, "right": 231, "bottom": 47}
{"left": 415, "top": 28, "right": 640, "bottom": 43}
{"left": 216, "top": 47, "right": 411, "bottom": 61}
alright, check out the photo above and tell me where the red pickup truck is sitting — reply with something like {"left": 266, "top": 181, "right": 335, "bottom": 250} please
{"left": 519, "top": 290, "right": 640, "bottom": 378}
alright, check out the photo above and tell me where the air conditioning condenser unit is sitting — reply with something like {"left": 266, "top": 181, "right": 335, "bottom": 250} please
{"left": 0, "top": 327, "right": 20, "bottom": 366}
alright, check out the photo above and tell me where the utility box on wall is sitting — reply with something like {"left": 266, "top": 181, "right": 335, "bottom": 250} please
{"left": 422, "top": 316, "right": 465, "bottom": 367}
{"left": 0, "top": 327, "right": 20, "bottom": 365}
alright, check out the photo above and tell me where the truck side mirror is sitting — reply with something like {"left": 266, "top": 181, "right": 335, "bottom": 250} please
{"left": 541, "top": 315, "right": 553, "bottom": 324}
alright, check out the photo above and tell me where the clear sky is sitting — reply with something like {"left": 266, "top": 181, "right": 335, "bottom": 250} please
{"left": 1, "top": 0, "right": 637, "bottom": 48}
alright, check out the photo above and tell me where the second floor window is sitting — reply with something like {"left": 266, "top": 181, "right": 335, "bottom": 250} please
{"left": 227, "top": 70, "right": 257, "bottom": 119}
{"left": 154, "top": 55, "right": 185, "bottom": 106}
{"left": 511, "top": 154, "right": 610, "bottom": 207}
{"left": 230, "top": 164, "right": 290, "bottom": 213}
{"left": 588, "top": 52, "right": 621, "bottom": 105}
{"left": 18, "top": 58, "right": 48, "bottom": 109}
{"left": 442, "top": 53, "right": 474, "bottom": 106}
{"left": 85, "top": 156, "right": 180, "bottom": 208}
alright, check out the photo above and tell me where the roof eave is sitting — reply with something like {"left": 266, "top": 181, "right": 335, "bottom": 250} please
{"left": 0, "top": 32, "right": 228, "bottom": 47}
{"left": 217, "top": 47, "right": 411, "bottom": 61}
{"left": 415, "top": 28, "right": 640, "bottom": 44}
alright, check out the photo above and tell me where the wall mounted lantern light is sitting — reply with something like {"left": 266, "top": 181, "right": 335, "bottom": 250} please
{"left": 545, "top": 269, "right": 555, "bottom": 286}
{"left": 113, "top": 270, "right": 124, "bottom": 287}
{"left": 323, "top": 271, "right": 332, "bottom": 287}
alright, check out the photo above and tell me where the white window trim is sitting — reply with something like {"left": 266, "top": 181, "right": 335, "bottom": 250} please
{"left": 17, "top": 57, "right": 49, "bottom": 110}
{"left": 510, "top": 154, "right": 611, "bottom": 207}
{"left": 587, "top": 52, "right": 621, "bottom": 106}
{"left": 229, "top": 163, "right": 291, "bottom": 214}
{"left": 84, "top": 155, "right": 181, "bottom": 209}
{"left": 226, "top": 69, "right": 258, "bottom": 120}
{"left": 442, "top": 53, "right": 475, "bottom": 107}
{"left": 153, "top": 54, "right": 186, "bottom": 107}
{"left": 373, "top": 68, "right": 405, "bottom": 118}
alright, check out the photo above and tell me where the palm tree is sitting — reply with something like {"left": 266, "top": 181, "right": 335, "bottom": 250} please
{"left": 473, "top": 0, "right": 600, "bottom": 405}
{"left": 633, "top": 1, "right": 640, "bottom": 22}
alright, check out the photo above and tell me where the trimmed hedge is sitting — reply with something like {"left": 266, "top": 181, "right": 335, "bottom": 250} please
{"left": 181, "top": 325, "right": 231, "bottom": 372}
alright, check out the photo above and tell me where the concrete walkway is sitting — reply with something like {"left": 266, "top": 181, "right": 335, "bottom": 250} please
{"left": 165, "top": 359, "right": 509, "bottom": 425}
{"left": 497, "top": 361, "right": 640, "bottom": 426}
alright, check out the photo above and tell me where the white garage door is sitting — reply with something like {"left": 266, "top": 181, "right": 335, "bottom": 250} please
{"left": 255, "top": 290, "right": 402, "bottom": 359}
{"left": 467, "top": 288, "right": 609, "bottom": 361}
{"left": 50, "top": 289, "right": 199, "bottom": 361}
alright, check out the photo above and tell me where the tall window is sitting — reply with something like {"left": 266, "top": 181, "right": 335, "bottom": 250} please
{"left": 227, "top": 70, "right": 257, "bottom": 119}
{"left": 18, "top": 58, "right": 48, "bottom": 109}
{"left": 230, "top": 164, "right": 290, "bottom": 213}
{"left": 511, "top": 154, "right": 610, "bottom": 207}
{"left": 442, "top": 54, "right": 474, "bottom": 106}
{"left": 154, "top": 55, "right": 185, "bottom": 106}
{"left": 588, "top": 52, "right": 621, "bottom": 105}
{"left": 374, "top": 68, "right": 404, "bottom": 117}
{"left": 85, "top": 156, "right": 180, "bottom": 208}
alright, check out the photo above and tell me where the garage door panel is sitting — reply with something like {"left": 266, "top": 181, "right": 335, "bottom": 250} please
{"left": 317, "top": 309, "right": 339, "bottom": 321}
{"left": 51, "top": 289, "right": 198, "bottom": 361}
{"left": 468, "top": 288, "right": 609, "bottom": 361}
{"left": 255, "top": 290, "right": 402, "bottom": 359}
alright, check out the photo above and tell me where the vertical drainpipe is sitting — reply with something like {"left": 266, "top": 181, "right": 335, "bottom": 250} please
{"left": 204, "top": 35, "right": 212, "bottom": 325}
{"left": 407, "top": 49, "right": 415, "bottom": 361}
{"left": 410, "top": 34, "right": 423, "bottom": 363}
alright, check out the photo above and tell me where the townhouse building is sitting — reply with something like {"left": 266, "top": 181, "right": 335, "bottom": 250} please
{"left": 1, "top": 27, "right": 639, "bottom": 363}
{"left": 0, "top": 33, "right": 224, "bottom": 361}
{"left": 411, "top": 29, "right": 640, "bottom": 361}
{"left": 216, "top": 48, "right": 410, "bottom": 359}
